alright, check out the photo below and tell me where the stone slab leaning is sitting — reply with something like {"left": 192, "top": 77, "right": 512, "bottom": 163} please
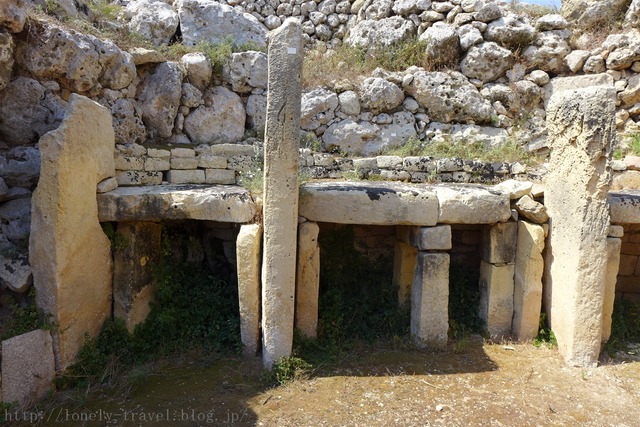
{"left": 29, "top": 94, "right": 115, "bottom": 370}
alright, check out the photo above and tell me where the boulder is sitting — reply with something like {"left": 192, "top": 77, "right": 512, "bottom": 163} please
{"left": 177, "top": 0, "right": 267, "bottom": 48}
{"left": 522, "top": 31, "right": 571, "bottom": 75}
{"left": 536, "top": 14, "right": 568, "bottom": 31}
{"left": 420, "top": 23, "right": 459, "bottom": 67}
{"left": 15, "top": 21, "right": 134, "bottom": 92}
{"left": 0, "top": 29, "right": 14, "bottom": 91}
{"left": 30, "top": 95, "right": 115, "bottom": 370}
{"left": 0, "top": 254, "right": 32, "bottom": 293}
{"left": 0, "top": 198, "right": 31, "bottom": 241}
{"left": 181, "top": 52, "right": 212, "bottom": 92}
{"left": 565, "top": 50, "right": 590, "bottom": 73}
{"left": 227, "top": 51, "right": 268, "bottom": 93}
{"left": 345, "top": 17, "right": 415, "bottom": 49}
{"left": 392, "top": 0, "right": 431, "bottom": 15}
{"left": 0, "top": 146, "right": 41, "bottom": 188}
{"left": 0, "top": 0, "right": 27, "bottom": 33}
{"left": 562, "top": 0, "right": 631, "bottom": 28}
{"left": 126, "top": 0, "right": 179, "bottom": 46}
{"left": 474, "top": 2, "right": 502, "bottom": 22}
{"left": 361, "top": 0, "right": 393, "bottom": 19}
{"left": 405, "top": 70, "right": 495, "bottom": 124}
{"left": 457, "top": 24, "right": 483, "bottom": 51}
{"left": 1, "top": 330, "right": 55, "bottom": 406}
{"left": 432, "top": 184, "right": 511, "bottom": 224}
{"left": 543, "top": 73, "right": 614, "bottom": 107}
{"left": 0, "top": 77, "right": 67, "bottom": 146}
{"left": 110, "top": 98, "right": 146, "bottom": 144}
{"left": 485, "top": 13, "right": 535, "bottom": 48}
{"left": 301, "top": 88, "right": 339, "bottom": 130}
{"left": 626, "top": 0, "right": 640, "bottom": 27}
{"left": 138, "top": 61, "right": 183, "bottom": 139}
{"left": 619, "top": 74, "right": 640, "bottom": 107}
{"left": 338, "top": 90, "right": 361, "bottom": 116}
{"left": 359, "top": 77, "right": 404, "bottom": 113}
{"left": 515, "top": 194, "right": 549, "bottom": 224}
{"left": 461, "top": 42, "right": 514, "bottom": 83}
{"left": 184, "top": 86, "right": 245, "bottom": 144}
{"left": 246, "top": 93, "right": 267, "bottom": 130}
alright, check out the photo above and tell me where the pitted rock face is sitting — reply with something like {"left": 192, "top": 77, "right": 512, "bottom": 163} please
{"left": 126, "top": 0, "right": 179, "bottom": 46}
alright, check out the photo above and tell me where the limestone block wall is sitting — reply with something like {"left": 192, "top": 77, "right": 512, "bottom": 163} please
{"left": 617, "top": 224, "right": 640, "bottom": 303}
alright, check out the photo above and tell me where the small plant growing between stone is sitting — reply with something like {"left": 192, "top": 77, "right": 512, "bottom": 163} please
{"left": 533, "top": 313, "right": 557, "bottom": 348}
{"left": 265, "top": 356, "right": 312, "bottom": 385}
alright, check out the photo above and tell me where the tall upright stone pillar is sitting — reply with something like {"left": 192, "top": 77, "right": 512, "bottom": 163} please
{"left": 545, "top": 86, "right": 616, "bottom": 366}
{"left": 261, "top": 19, "right": 303, "bottom": 368}
{"left": 30, "top": 94, "right": 115, "bottom": 370}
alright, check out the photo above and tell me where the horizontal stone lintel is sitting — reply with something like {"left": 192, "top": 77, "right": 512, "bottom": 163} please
{"left": 97, "top": 184, "right": 257, "bottom": 223}
{"left": 610, "top": 191, "right": 640, "bottom": 224}
{"left": 299, "top": 181, "right": 511, "bottom": 226}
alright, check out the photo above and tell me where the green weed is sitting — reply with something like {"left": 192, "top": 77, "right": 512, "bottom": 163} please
{"left": 533, "top": 313, "right": 557, "bottom": 347}
{"left": 266, "top": 356, "right": 312, "bottom": 385}
{"left": 605, "top": 299, "right": 640, "bottom": 354}
{"left": 0, "top": 288, "right": 53, "bottom": 341}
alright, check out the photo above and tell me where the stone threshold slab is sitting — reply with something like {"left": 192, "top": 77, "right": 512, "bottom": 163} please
{"left": 610, "top": 190, "right": 640, "bottom": 224}
{"left": 97, "top": 184, "right": 257, "bottom": 223}
{"left": 299, "top": 181, "right": 511, "bottom": 225}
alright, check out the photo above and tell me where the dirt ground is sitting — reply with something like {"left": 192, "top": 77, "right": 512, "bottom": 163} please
{"left": 10, "top": 337, "right": 640, "bottom": 427}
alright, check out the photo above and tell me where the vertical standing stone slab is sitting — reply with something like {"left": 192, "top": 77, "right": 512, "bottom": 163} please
{"left": 482, "top": 222, "right": 518, "bottom": 264}
{"left": 545, "top": 86, "right": 615, "bottom": 366}
{"left": 237, "top": 224, "right": 262, "bottom": 357}
{"left": 411, "top": 252, "right": 449, "bottom": 349}
{"left": 479, "top": 261, "right": 515, "bottom": 339}
{"left": 30, "top": 94, "right": 115, "bottom": 370}
{"left": 1, "top": 330, "right": 55, "bottom": 406}
{"left": 601, "top": 237, "right": 622, "bottom": 343}
{"left": 261, "top": 19, "right": 303, "bottom": 368}
{"left": 393, "top": 240, "right": 417, "bottom": 306}
{"left": 512, "top": 221, "right": 545, "bottom": 341}
{"left": 113, "top": 222, "right": 161, "bottom": 333}
{"left": 295, "top": 221, "right": 320, "bottom": 338}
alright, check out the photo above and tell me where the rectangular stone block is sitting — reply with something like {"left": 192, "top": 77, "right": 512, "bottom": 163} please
{"left": 205, "top": 169, "right": 236, "bottom": 185}
{"left": 411, "top": 252, "right": 449, "bottom": 349}
{"left": 113, "top": 222, "right": 161, "bottom": 333}
{"left": 227, "top": 155, "right": 255, "bottom": 171}
{"left": 166, "top": 169, "right": 205, "bottom": 184}
{"left": 512, "top": 221, "right": 545, "bottom": 341}
{"left": 237, "top": 224, "right": 262, "bottom": 357}
{"left": 602, "top": 237, "right": 622, "bottom": 343}
{"left": 432, "top": 185, "right": 511, "bottom": 224}
{"left": 295, "top": 222, "right": 320, "bottom": 338}
{"left": 144, "top": 157, "right": 170, "bottom": 171}
{"left": 211, "top": 143, "right": 257, "bottom": 156}
{"left": 479, "top": 260, "right": 515, "bottom": 339}
{"left": 198, "top": 154, "right": 227, "bottom": 169}
{"left": 115, "top": 155, "right": 144, "bottom": 171}
{"left": 171, "top": 147, "right": 196, "bottom": 158}
{"left": 147, "top": 148, "right": 170, "bottom": 158}
{"left": 1, "top": 330, "right": 55, "bottom": 406}
{"left": 618, "top": 254, "right": 638, "bottom": 276}
{"left": 376, "top": 155, "right": 403, "bottom": 169}
{"left": 411, "top": 225, "right": 452, "bottom": 251}
{"left": 171, "top": 157, "right": 198, "bottom": 170}
{"left": 116, "top": 170, "right": 163, "bottom": 186}
{"left": 482, "top": 222, "right": 518, "bottom": 264}
{"left": 393, "top": 241, "right": 417, "bottom": 306}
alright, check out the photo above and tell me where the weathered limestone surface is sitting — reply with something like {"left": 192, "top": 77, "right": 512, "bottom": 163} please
{"left": 411, "top": 225, "right": 452, "bottom": 251}
{"left": 97, "top": 184, "right": 256, "bottom": 223}
{"left": 512, "top": 221, "right": 545, "bottom": 341}
{"left": 261, "top": 19, "right": 303, "bottom": 368}
{"left": 393, "top": 240, "right": 417, "bottom": 305}
{"left": 236, "top": 224, "right": 262, "bottom": 357}
{"left": 432, "top": 184, "right": 511, "bottom": 224}
{"left": 295, "top": 222, "right": 320, "bottom": 338}
{"left": 30, "top": 94, "right": 114, "bottom": 369}
{"left": 609, "top": 191, "right": 640, "bottom": 224}
{"left": 479, "top": 261, "right": 515, "bottom": 339}
{"left": 299, "top": 181, "right": 439, "bottom": 226}
{"left": 411, "top": 252, "right": 449, "bottom": 349}
{"left": 1, "top": 330, "right": 55, "bottom": 405}
{"left": 113, "top": 222, "right": 161, "bottom": 333}
{"left": 601, "top": 237, "right": 621, "bottom": 343}
{"left": 542, "top": 73, "right": 614, "bottom": 107}
{"left": 482, "top": 222, "right": 517, "bottom": 264}
{"left": 544, "top": 86, "right": 615, "bottom": 366}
